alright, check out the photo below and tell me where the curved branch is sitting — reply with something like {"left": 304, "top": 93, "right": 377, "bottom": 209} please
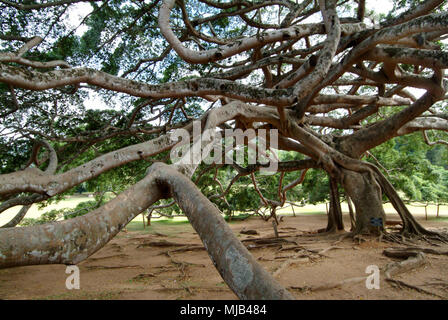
{"left": 0, "top": 101, "right": 283, "bottom": 196}
{"left": 0, "top": 161, "right": 294, "bottom": 300}
{"left": 292, "top": 0, "right": 341, "bottom": 100}
{"left": 340, "top": 91, "right": 444, "bottom": 157}
{"left": 0, "top": 64, "right": 293, "bottom": 106}
{"left": 303, "top": 10, "right": 448, "bottom": 112}
{"left": 0, "top": 140, "right": 57, "bottom": 228}
{"left": 158, "top": 0, "right": 362, "bottom": 64}
{"left": 363, "top": 46, "right": 448, "bottom": 70}
{"left": 421, "top": 130, "right": 448, "bottom": 147}
{"left": 0, "top": 0, "right": 102, "bottom": 10}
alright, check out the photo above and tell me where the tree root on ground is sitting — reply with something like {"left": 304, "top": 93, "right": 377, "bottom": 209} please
{"left": 386, "top": 279, "right": 447, "bottom": 299}
{"left": 383, "top": 249, "right": 448, "bottom": 299}
{"left": 166, "top": 251, "right": 206, "bottom": 280}
{"left": 272, "top": 246, "right": 345, "bottom": 278}
{"left": 316, "top": 246, "right": 345, "bottom": 255}
{"left": 84, "top": 253, "right": 129, "bottom": 262}
{"left": 289, "top": 276, "right": 367, "bottom": 293}
{"left": 384, "top": 247, "right": 448, "bottom": 259}
{"left": 272, "top": 256, "right": 311, "bottom": 278}
{"left": 330, "top": 229, "right": 448, "bottom": 247}
{"left": 156, "top": 285, "right": 230, "bottom": 293}
{"left": 131, "top": 273, "right": 156, "bottom": 281}
{"left": 160, "top": 245, "right": 205, "bottom": 255}
{"left": 422, "top": 279, "right": 448, "bottom": 293}
{"left": 85, "top": 265, "right": 144, "bottom": 270}
{"left": 148, "top": 236, "right": 306, "bottom": 255}
{"left": 136, "top": 239, "right": 188, "bottom": 248}
{"left": 287, "top": 245, "right": 448, "bottom": 296}
{"left": 380, "top": 230, "right": 448, "bottom": 246}
{"left": 383, "top": 252, "right": 426, "bottom": 279}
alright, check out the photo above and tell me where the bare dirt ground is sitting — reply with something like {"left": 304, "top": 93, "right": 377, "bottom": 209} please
{"left": 1, "top": 214, "right": 447, "bottom": 300}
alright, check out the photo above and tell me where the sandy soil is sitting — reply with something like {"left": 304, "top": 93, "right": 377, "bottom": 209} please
{"left": 1, "top": 214, "right": 447, "bottom": 300}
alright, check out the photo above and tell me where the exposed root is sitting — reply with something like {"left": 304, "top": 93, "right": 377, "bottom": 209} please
{"left": 240, "top": 229, "right": 259, "bottom": 235}
{"left": 384, "top": 247, "right": 448, "bottom": 259}
{"left": 156, "top": 285, "right": 230, "bottom": 293}
{"left": 167, "top": 252, "right": 206, "bottom": 280}
{"left": 272, "top": 244, "right": 336, "bottom": 278}
{"left": 317, "top": 246, "right": 345, "bottom": 255}
{"left": 289, "top": 276, "right": 367, "bottom": 293}
{"left": 85, "top": 265, "right": 144, "bottom": 270}
{"left": 85, "top": 254, "right": 129, "bottom": 262}
{"left": 241, "top": 235, "right": 297, "bottom": 243}
{"left": 422, "top": 279, "right": 448, "bottom": 293}
{"left": 380, "top": 232, "right": 413, "bottom": 245}
{"left": 136, "top": 239, "right": 187, "bottom": 248}
{"left": 242, "top": 236, "right": 296, "bottom": 250}
{"left": 161, "top": 245, "right": 205, "bottom": 255}
{"left": 131, "top": 273, "right": 156, "bottom": 281}
{"left": 332, "top": 232, "right": 354, "bottom": 245}
{"left": 383, "top": 252, "right": 426, "bottom": 279}
{"left": 272, "top": 256, "right": 310, "bottom": 278}
{"left": 380, "top": 229, "right": 448, "bottom": 246}
{"left": 382, "top": 250, "right": 447, "bottom": 299}
{"left": 332, "top": 231, "right": 383, "bottom": 245}
{"left": 277, "top": 244, "right": 328, "bottom": 258}
{"left": 386, "top": 278, "right": 447, "bottom": 299}
{"left": 167, "top": 252, "right": 206, "bottom": 269}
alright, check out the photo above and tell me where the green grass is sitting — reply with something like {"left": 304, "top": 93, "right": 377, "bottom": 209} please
{"left": 432, "top": 217, "right": 448, "bottom": 222}
{"left": 149, "top": 217, "right": 190, "bottom": 225}
{"left": 2, "top": 194, "right": 447, "bottom": 227}
{"left": 0, "top": 194, "right": 93, "bottom": 225}
{"left": 125, "top": 219, "right": 189, "bottom": 233}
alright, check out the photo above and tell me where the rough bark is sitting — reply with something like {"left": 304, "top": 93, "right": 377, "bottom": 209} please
{"left": 151, "top": 163, "right": 294, "bottom": 299}
{"left": 341, "top": 169, "right": 386, "bottom": 235}
{"left": 1, "top": 0, "right": 448, "bottom": 300}
{"left": 0, "top": 162, "right": 294, "bottom": 300}
{"left": 325, "top": 176, "right": 344, "bottom": 232}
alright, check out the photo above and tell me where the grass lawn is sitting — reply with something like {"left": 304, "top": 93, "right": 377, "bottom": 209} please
{"left": 0, "top": 194, "right": 92, "bottom": 225}
{"left": 1, "top": 194, "right": 447, "bottom": 227}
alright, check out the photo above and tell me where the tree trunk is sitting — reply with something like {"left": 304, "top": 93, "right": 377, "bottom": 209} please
{"left": 326, "top": 176, "right": 344, "bottom": 232}
{"left": 341, "top": 169, "right": 386, "bottom": 235}
{"left": 345, "top": 192, "right": 356, "bottom": 231}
